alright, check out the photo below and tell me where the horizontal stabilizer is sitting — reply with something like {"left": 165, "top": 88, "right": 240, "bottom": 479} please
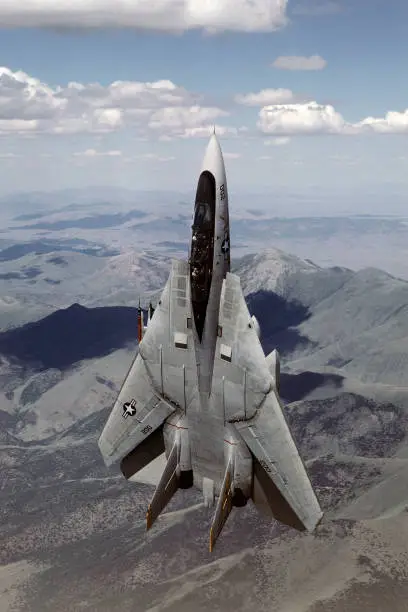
{"left": 146, "top": 440, "right": 179, "bottom": 530}
{"left": 209, "top": 456, "right": 234, "bottom": 552}
{"left": 233, "top": 389, "right": 322, "bottom": 532}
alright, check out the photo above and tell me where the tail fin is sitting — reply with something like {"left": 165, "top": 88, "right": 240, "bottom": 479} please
{"left": 137, "top": 299, "right": 144, "bottom": 343}
{"left": 148, "top": 302, "right": 155, "bottom": 323}
{"left": 146, "top": 440, "right": 179, "bottom": 530}
{"left": 209, "top": 456, "right": 234, "bottom": 552}
{"left": 266, "top": 348, "right": 280, "bottom": 393}
{"left": 138, "top": 301, "right": 155, "bottom": 342}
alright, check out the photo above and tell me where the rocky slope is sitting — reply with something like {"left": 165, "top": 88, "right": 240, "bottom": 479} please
{"left": 2, "top": 249, "right": 408, "bottom": 611}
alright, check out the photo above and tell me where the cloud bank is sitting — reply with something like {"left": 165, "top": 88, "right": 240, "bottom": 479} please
{"left": 0, "top": 0, "right": 288, "bottom": 32}
{"left": 0, "top": 67, "right": 229, "bottom": 138}
{"left": 235, "top": 88, "right": 296, "bottom": 106}
{"left": 257, "top": 101, "right": 408, "bottom": 135}
{"left": 258, "top": 102, "right": 347, "bottom": 135}
{"left": 1, "top": 67, "right": 408, "bottom": 140}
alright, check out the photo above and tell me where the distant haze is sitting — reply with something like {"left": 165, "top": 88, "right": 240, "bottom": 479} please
{"left": 1, "top": 191, "right": 408, "bottom": 284}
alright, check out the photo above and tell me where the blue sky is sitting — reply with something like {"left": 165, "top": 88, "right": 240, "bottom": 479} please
{"left": 0, "top": 0, "right": 407, "bottom": 210}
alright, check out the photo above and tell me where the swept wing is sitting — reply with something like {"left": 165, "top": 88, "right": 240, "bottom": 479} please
{"left": 212, "top": 272, "right": 322, "bottom": 533}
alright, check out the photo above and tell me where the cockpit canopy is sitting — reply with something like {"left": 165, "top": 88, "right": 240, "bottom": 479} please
{"left": 193, "top": 202, "right": 212, "bottom": 230}
{"left": 190, "top": 170, "right": 216, "bottom": 340}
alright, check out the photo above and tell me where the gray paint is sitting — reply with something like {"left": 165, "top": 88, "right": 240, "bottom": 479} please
{"left": 98, "top": 134, "right": 322, "bottom": 551}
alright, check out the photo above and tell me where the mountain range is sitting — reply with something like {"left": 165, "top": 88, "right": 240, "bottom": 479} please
{"left": 1, "top": 248, "right": 408, "bottom": 611}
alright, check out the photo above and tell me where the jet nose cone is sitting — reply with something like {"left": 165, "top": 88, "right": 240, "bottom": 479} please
{"left": 206, "top": 132, "right": 222, "bottom": 156}
{"left": 201, "top": 132, "right": 225, "bottom": 177}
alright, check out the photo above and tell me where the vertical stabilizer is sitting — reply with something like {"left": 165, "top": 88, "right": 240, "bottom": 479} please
{"left": 137, "top": 299, "right": 143, "bottom": 343}
{"left": 146, "top": 440, "right": 179, "bottom": 530}
{"left": 209, "top": 456, "right": 234, "bottom": 552}
{"left": 148, "top": 302, "right": 155, "bottom": 323}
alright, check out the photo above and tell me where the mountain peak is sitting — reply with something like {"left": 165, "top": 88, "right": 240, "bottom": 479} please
{"left": 235, "top": 248, "right": 320, "bottom": 295}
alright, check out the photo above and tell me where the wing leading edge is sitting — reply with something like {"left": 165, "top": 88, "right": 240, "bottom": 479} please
{"left": 214, "top": 272, "right": 323, "bottom": 534}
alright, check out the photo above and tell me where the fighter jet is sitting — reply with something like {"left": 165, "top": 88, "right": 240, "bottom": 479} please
{"left": 98, "top": 133, "right": 323, "bottom": 551}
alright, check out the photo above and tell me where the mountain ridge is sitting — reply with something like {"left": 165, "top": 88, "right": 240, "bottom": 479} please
{"left": 3, "top": 247, "right": 408, "bottom": 610}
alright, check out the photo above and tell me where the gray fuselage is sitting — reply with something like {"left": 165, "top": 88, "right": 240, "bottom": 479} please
{"left": 187, "top": 134, "right": 232, "bottom": 501}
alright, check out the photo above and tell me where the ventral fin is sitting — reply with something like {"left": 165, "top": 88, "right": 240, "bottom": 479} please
{"left": 209, "top": 456, "right": 234, "bottom": 552}
{"left": 146, "top": 440, "right": 179, "bottom": 530}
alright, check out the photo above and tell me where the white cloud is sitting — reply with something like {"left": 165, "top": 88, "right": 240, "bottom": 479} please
{"left": 2, "top": 65, "right": 408, "bottom": 143}
{"left": 119, "top": 153, "right": 176, "bottom": 162}
{"left": 0, "top": 66, "right": 230, "bottom": 138}
{"left": 272, "top": 55, "right": 327, "bottom": 71}
{"left": 180, "top": 125, "right": 246, "bottom": 138}
{"left": 138, "top": 153, "right": 175, "bottom": 162}
{"left": 148, "top": 105, "right": 228, "bottom": 132}
{"left": 257, "top": 101, "right": 408, "bottom": 136}
{"left": 356, "top": 110, "right": 408, "bottom": 134}
{"left": 224, "top": 152, "right": 241, "bottom": 159}
{"left": 264, "top": 137, "right": 290, "bottom": 146}
{"left": 0, "top": 67, "right": 66, "bottom": 120}
{"left": 235, "top": 88, "right": 295, "bottom": 106}
{"left": 258, "top": 101, "right": 347, "bottom": 135}
{"left": 0, "top": 0, "right": 288, "bottom": 32}
{"left": 257, "top": 153, "right": 304, "bottom": 163}
{"left": 0, "top": 118, "right": 39, "bottom": 133}
{"left": 94, "top": 108, "right": 123, "bottom": 129}
{"left": 73, "top": 149, "right": 122, "bottom": 157}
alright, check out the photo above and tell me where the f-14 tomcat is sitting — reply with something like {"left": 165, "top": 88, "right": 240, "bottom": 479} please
{"left": 98, "top": 133, "right": 323, "bottom": 551}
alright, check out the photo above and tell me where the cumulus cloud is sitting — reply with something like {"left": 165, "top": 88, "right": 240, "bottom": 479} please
{"left": 356, "top": 110, "right": 408, "bottom": 134}
{"left": 0, "top": 66, "right": 230, "bottom": 138}
{"left": 235, "top": 88, "right": 296, "bottom": 106}
{"left": 3, "top": 66, "right": 408, "bottom": 142}
{"left": 0, "top": 0, "right": 288, "bottom": 32}
{"left": 257, "top": 101, "right": 408, "bottom": 136}
{"left": 272, "top": 55, "right": 327, "bottom": 70}
{"left": 258, "top": 101, "right": 347, "bottom": 135}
